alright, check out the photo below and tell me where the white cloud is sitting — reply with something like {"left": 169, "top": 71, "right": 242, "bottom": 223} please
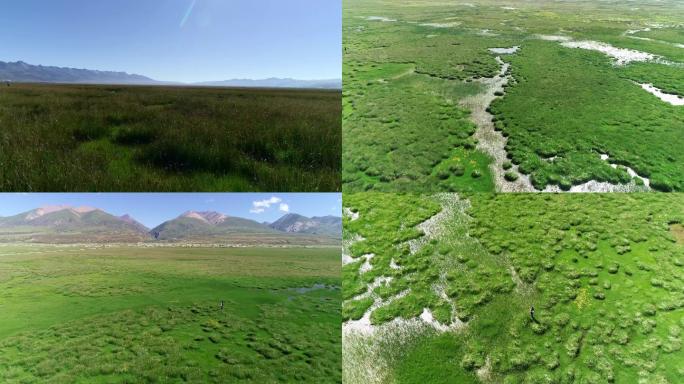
{"left": 279, "top": 203, "right": 290, "bottom": 213}
{"left": 250, "top": 196, "right": 282, "bottom": 214}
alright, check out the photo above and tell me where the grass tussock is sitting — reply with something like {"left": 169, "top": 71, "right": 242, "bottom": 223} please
{"left": 0, "top": 246, "right": 341, "bottom": 383}
{"left": 343, "top": 192, "right": 684, "bottom": 383}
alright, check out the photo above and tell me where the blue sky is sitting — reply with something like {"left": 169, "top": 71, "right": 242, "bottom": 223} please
{"left": 0, "top": 193, "right": 341, "bottom": 228}
{"left": 0, "top": 0, "right": 341, "bottom": 82}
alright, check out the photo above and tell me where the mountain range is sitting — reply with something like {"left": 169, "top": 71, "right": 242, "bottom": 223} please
{"left": 0, "top": 206, "right": 341, "bottom": 245}
{"left": 0, "top": 61, "right": 158, "bottom": 85}
{"left": 0, "top": 60, "right": 341, "bottom": 89}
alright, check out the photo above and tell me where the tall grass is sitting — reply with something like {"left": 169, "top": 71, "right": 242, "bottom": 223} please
{"left": 0, "top": 84, "right": 341, "bottom": 191}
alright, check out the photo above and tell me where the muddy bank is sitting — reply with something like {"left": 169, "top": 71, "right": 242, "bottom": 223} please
{"left": 542, "top": 153, "right": 650, "bottom": 192}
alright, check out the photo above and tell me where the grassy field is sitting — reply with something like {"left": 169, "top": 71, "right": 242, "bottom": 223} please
{"left": 343, "top": 193, "right": 684, "bottom": 383}
{"left": 490, "top": 40, "right": 683, "bottom": 191}
{"left": 0, "top": 245, "right": 340, "bottom": 383}
{"left": 0, "top": 84, "right": 340, "bottom": 192}
{"left": 343, "top": 0, "right": 684, "bottom": 192}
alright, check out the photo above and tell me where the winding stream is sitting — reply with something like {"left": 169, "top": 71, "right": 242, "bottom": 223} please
{"left": 460, "top": 48, "right": 536, "bottom": 192}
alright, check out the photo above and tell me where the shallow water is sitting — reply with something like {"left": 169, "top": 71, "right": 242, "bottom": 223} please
{"left": 489, "top": 46, "right": 519, "bottom": 55}
{"left": 561, "top": 40, "right": 657, "bottom": 65}
{"left": 542, "top": 154, "right": 651, "bottom": 192}
{"left": 640, "top": 83, "right": 684, "bottom": 106}
{"left": 419, "top": 21, "right": 461, "bottom": 28}
{"left": 460, "top": 53, "right": 537, "bottom": 192}
{"left": 291, "top": 283, "right": 339, "bottom": 294}
{"left": 536, "top": 34, "right": 572, "bottom": 41}
{"left": 365, "top": 16, "right": 396, "bottom": 22}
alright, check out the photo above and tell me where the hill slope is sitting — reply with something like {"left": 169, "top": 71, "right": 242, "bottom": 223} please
{"left": 0, "top": 205, "right": 151, "bottom": 243}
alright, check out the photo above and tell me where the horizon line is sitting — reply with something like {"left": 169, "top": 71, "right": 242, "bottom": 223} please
{"left": 1, "top": 59, "right": 341, "bottom": 85}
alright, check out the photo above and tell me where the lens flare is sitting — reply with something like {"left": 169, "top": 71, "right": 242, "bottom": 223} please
{"left": 180, "top": 0, "right": 197, "bottom": 28}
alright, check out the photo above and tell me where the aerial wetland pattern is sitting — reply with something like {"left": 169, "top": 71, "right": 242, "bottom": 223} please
{"left": 0, "top": 246, "right": 340, "bottom": 383}
{"left": 343, "top": 0, "right": 684, "bottom": 192}
{"left": 0, "top": 84, "right": 341, "bottom": 192}
{"left": 343, "top": 193, "right": 684, "bottom": 383}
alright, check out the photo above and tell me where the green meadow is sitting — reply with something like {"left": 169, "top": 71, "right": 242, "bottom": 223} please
{"left": 0, "top": 84, "right": 341, "bottom": 192}
{"left": 343, "top": 0, "right": 684, "bottom": 192}
{"left": 0, "top": 246, "right": 340, "bottom": 383}
{"left": 343, "top": 193, "right": 684, "bottom": 383}
{"left": 490, "top": 40, "right": 683, "bottom": 191}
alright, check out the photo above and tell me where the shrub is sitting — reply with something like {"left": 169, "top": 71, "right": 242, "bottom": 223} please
{"left": 437, "top": 170, "right": 450, "bottom": 180}
{"left": 450, "top": 164, "right": 466, "bottom": 176}
{"left": 650, "top": 175, "right": 674, "bottom": 192}
{"left": 559, "top": 179, "right": 572, "bottom": 191}
{"left": 504, "top": 172, "right": 519, "bottom": 182}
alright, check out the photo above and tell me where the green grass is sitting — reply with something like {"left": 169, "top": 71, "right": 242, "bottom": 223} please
{"left": 491, "top": 41, "right": 684, "bottom": 191}
{"left": 0, "top": 84, "right": 341, "bottom": 191}
{"left": 395, "top": 333, "right": 478, "bottom": 384}
{"left": 342, "top": 2, "right": 525, "bottom": 192}
{"left": 343, "top": 192, "right": 684, "bottom": 383}
{"left": 0, "top": 245, "right": 340, "bottom": 383}
{"left": 342, "top": 61, "right": 495, "bottom": 192}
{"left": 343, "top": 0, "right": 684, "bottom": 192}
{"left": 634, "top": 27, "right": 684, "bottom": 47}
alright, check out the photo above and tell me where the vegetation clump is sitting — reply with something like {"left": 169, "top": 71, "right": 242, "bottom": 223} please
{"left": 344, "top": 0, "right": 684, "bottom": 192}
{"left": 344, "top": 192, "right": 684, "bottom": 383}
{"left": 0, "top": 246, "right": 341, "bottom": 382}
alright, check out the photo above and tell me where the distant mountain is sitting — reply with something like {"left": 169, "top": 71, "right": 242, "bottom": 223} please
{"left": 268, "top": 213, "right": 342, "bottom": 237}
{"left": 150, "top": 211, "right": 337, "bottom": 245}
{"left": 0, "top": 207, "right": 340, "bottom": 245}
{"left": 0, "top": 60, "right": 341, "bottom": 89}
{"left": 193, "top": 78, "right": 342, "bottom": 89}
{"left": 0, "top": 60, "right": 159, "bottom": 84}
{"left": 0, "top": 205, "right": 151, "bottom": 243}
{"left": 150, "top": 211, "right": 273, "bottom": 241}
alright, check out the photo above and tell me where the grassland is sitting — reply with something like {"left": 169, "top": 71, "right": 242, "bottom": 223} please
{"left": 490, "top": 40, "right": 683, "bottom": 191}
{"left": 343, "top": 0, "right": 684, "bottom": 192}
{"left": 0, "top": 84, "right": 340, "bottom": 192}
{"left": 343, "top": 193, "right": 684, "bottom": 383}
{"left": 0, "top": 245, "right": 340, "bottom": 383}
